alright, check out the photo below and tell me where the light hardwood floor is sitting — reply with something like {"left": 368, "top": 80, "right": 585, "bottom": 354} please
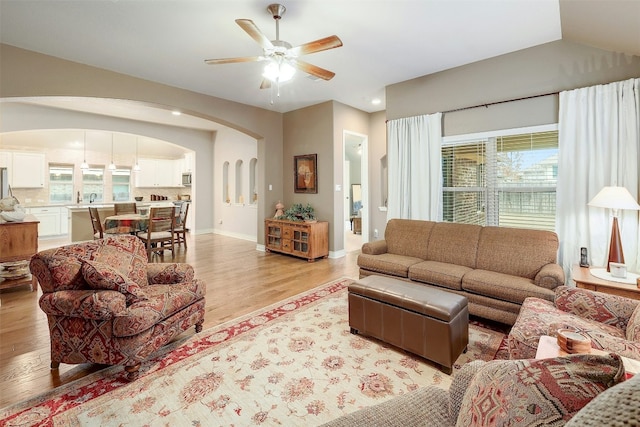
{"left": 0, "top": 233, "right": 360, "bottom": 408}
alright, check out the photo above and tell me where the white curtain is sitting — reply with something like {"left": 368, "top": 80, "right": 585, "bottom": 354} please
{"left": 557, "top": 78, "right": 640, "bottom": 278}
{"left": 387, "top": 113, "right": 443, "bottom": 221}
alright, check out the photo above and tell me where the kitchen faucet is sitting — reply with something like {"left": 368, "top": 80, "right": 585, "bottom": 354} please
{"left": 89, "top": 193, "right": 97, "bottom": 204}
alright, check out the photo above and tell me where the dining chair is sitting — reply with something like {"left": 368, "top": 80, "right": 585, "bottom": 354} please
{"left": 88, "top": 207, "right": 118, "bottom": 239}
{"left": 114, "top": 202, "right": 137, "bottom": 215}
{"left": 174, "top": 202, "right": 190, "bottom": 248}
{"left": 136, "top": 206, "right": 175, "bottom": 261}
{"left": 88, "top": 207, "right": 105, "bottom": 239}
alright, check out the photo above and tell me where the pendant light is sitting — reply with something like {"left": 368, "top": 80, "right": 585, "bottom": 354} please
{"left": 133, "top": 138, "right": 141, "bottom": 172}
{"left": 80, "top": 131, "right": 89, "bottom": 170}
{"left": 108, "top": 134, "right": 117, "bottom": 171}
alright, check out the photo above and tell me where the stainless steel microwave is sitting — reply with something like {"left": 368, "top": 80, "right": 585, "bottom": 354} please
{"left": 181, "top": 172, "right": 192, "bottom": 186}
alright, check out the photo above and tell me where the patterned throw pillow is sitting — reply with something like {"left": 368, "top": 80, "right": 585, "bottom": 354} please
{"left": 92, "top": 236, "right": 149, "bottom": 287}
{"left": 455, "top": 353, "right": 626, "bottom": 427}
{"left": 627, "top": 303, "right": 640, "bottom": 342}
{"left": 81, "top": 260, "right": 148, "bottom": 305}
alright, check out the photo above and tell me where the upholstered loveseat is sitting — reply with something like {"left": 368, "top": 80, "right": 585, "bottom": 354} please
{"left": 30, "top": 235, "right": 206, "bottom": 380}
{"left": 322, "top": 353, "right": 636, "bottom": 427}
{"left": 509, "top": 285, "right": 640, "bottom": 360}
{"left": 358, "top": 219, "right": 564, "bottom": 325}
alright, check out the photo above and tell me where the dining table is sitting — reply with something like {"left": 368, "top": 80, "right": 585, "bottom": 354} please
{"left": 104, "top": 213, "right": 149, "bottom": 235}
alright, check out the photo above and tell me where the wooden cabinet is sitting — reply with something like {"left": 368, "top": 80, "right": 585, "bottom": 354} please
{"left": 572, "top": 265, "right": 640, "bottom": 300}
{"left": 0, "top": 215, "right": 39, "bottom": 291}
{"left": 265, "top": 219, "right": 329, "bottom": 262}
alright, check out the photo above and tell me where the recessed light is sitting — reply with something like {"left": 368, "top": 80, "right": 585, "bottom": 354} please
{"left": 172, "top": 110, "right": 182, "bottom": 116}
{"left": 371, "top": 98, "right": 381, "bottom": 105}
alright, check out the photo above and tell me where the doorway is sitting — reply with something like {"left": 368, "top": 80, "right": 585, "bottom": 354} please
{"left": 343, "top": 131, "right": 368, "bottom": 253}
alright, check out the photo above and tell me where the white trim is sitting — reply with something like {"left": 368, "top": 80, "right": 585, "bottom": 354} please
{"left": 329, "top": 249, "right": 346, "bottom": 259}
{"left": 212, "top": 228, "right": 257, "bottom": 242}
{"left": 442, "top": 123, "right": 558, "bottom": 146}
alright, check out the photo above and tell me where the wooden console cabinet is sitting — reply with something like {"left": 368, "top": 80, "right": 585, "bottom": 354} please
{"left": 265, "top": 219, "right": 329, "bottom": 262}
{"left": 0, "top": 215, "right": 39, "bottom": 291}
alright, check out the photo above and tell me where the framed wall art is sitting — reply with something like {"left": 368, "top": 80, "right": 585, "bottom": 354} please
{"left": 294, "top": 154, "right": 317, "bottom": 194}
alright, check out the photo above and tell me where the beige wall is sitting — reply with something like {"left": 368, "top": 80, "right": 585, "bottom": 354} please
{"left": 0, "top": 44, "right": 284, "bottom": 243}
{"left": 387, "top": 40, "right": 640, "bottom": 135}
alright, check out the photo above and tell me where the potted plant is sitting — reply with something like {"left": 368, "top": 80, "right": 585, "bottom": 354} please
{"left": 277, "top": 203, "right": 316, "bottom": 222}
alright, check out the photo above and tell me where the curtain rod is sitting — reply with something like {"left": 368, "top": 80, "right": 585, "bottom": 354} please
{"left": 441, "top": 91, "right": 559, "bottom": 114}
{"left": 385, "top": 91, "right": 560, "bottom": 123}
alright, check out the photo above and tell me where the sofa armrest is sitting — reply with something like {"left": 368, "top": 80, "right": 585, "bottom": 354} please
{"left": 555, "top": 286, "right": 640, "bottom": 330}
{"left": 449, "top": 360, "right": 486, "bottom": 422}
{"left": 535, "top": 263, "right": 565, "bottom": 289}
{"left": 146, "top": 263, "right": 195, "bottom": 284}
{"left": 361, "top": 240, "right": 388, "bottom": 255}
{"left": 320, "top": 386, "right": 452, "bottom": 427}
{"left": 39, "top": 290, "right": 126, "bottom": 319}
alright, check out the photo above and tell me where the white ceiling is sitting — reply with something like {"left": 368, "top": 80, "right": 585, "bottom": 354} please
{"left": 1, "top": 0, "right": 568, "bottom": 114}
{"left": 0, "top": 1, "right": 638, "bottom": 158}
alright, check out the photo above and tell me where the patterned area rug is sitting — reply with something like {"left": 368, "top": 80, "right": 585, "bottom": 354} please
{"left": 1, "top": 278, "right": 506, "bottom": 426}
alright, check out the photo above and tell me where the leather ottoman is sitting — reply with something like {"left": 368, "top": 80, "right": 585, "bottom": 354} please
{"left": 348, "top": 275, "right": 469, "bottom": 374}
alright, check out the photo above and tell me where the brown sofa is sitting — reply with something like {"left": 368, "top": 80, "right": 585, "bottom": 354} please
{"left": 357, "top": 219, "right": 564, "bottom": 325}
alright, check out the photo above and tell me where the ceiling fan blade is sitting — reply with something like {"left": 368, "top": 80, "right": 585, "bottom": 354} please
{"left": 205, "top": 56, "right": 263, "bottom": 65}
{"left": 235, "top": 19, "right": 274, "bottom": 50}
{"left": 289, "top": 35, "right": 343, "bottom": 56}
{"left": 292, "top": 59, "right": 336, "bottom": 81}
{"left": 260, "top": 79, "right": 272, "bottom": 90}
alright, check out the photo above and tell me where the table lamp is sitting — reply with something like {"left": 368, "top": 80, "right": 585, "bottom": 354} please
{"left": 588, "top": 186, "right": 640, "bottom": 271}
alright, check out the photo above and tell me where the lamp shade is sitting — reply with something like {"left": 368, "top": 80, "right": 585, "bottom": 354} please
{"left": 588, "top": 186, "right": 640, "bottom": 211}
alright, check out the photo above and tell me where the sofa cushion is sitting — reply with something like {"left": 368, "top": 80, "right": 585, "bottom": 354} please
{"left": 357, "top": 253, "right": 423, "bottom": 278}
{"left": 627, "top": 304, "right": 640, "bottom": 342}
{"left": 475, "top": 226, "right": 559, "bottom": 280}
{"left": 91, "top": 236, "right": 149, "bottom": 287}
{"left": 455, "top": 353, "right": 626, "bottom": 427}
{"left": 507, "top": 297, "right": 629, "bottom": 360}
{"left": 384, "top": 219, "right": 434, "bottom": 260}
{"left": 408, "top": 261, "right": 471, "bottom": 291}
{"left": 426, "top": 222, "right": 481, "bottom": 269}
{"left": 82, "top": 260, "right": 148, "bottom": 305}
{"left": 463, "top": 269, "right": 554, "bottom": 305}
{"left": 112, "top": 280, "right": 206, "bottom": 337}
{"left": 555, "top": 286, "right": 638, "bottom": 331}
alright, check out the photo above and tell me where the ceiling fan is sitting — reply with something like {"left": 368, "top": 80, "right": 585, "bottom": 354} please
{"left": 204, "top": 3, "right": 343, "bottom": 90}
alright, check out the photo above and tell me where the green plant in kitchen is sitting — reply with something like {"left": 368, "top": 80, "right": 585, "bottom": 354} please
{"left": 277, "top": 203, "right": 316, "bottom": 222}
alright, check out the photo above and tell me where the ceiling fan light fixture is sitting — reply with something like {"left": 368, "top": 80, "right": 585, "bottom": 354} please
{"left": 263, "top": 60, "right": 295, "bottom": 83}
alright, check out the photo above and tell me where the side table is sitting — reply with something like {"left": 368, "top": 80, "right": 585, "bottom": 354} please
{"left": 536, "top": 335, "right": 639, "bottom": 376}
{"left": 572, "top": 265, "right": 640, "bottom": 300}
{"left": 0, "top": 215, "right": 39, "bottom": 292}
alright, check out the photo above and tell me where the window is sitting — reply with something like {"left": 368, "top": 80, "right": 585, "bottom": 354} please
{"left": 49, "top": 165, "right": 73, "bottom": 203}
{"left": 82, "top": 167, "right": 104, "bottom": 203}
{"left": 112, "top": 169, "right": 131, "bottom": 201}
{"left": 442, "top": 126, "right": 558, "bottom": 231}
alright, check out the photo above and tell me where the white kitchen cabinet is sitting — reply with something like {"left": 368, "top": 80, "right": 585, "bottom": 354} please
{"left": 28, "top": 207, "right": 61, "bottom": 237}
{"left": 11, "top": 152, "right": 45, "bottom": 188}
{"left": 60, "top": 207, "right": 69, "bottom": 234}
{"left": 135, "top": 158, "right": 182, "bottom": 187}
{"left": 0, "top": 151, "right": 12, "bottom": 169}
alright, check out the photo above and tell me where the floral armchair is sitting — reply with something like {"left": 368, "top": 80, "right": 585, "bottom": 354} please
{"left": 30, "top": 235, "right": 206, "bottom": 380}
{"left": 508, "top": 285, "right": 640, "bottom": 360}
